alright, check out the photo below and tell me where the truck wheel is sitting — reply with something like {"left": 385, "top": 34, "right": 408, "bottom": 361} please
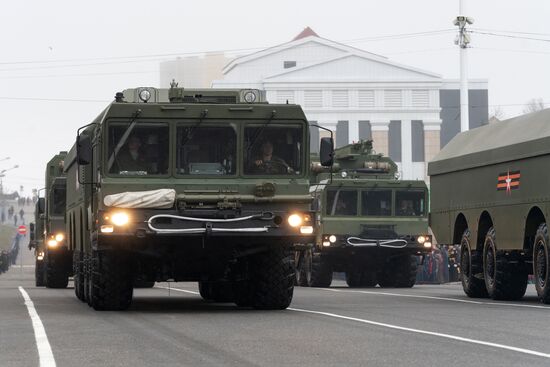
{"left": 90, "top": 250, "right": 133, "bottom": 311}
{"left": 310, "top": 252, "right": 332, "bottom": 287}
{"left": 73, "top": 251, "right": 85, "bottom": 301}
{"left": 460, "top": 230, "right": 488, "bottom": 298}
{"left": 296, "top": 249, "right": 312, "bottom": 287}
{"left": 35, "top": 259, "right": 45, "bottom": 287}
{"left": 250, "top": 246, "right": 294, "bottom": 310}
{"left": 346, "top": 269, "right": 377, "bottom": 287}
{"left": 198, "top": 281, "right": 233, "bottom": 302}
{"left": 534, "top": 223, "right": 550, "bottom": 304}
{"left": 44, "top": 250, "right": 69, "bottom": 289}
{"left": 378, "top": 255, "right": 417, "bottom": 288}
{"left": 483, "top": 227, "right": 527, "bottom": 300}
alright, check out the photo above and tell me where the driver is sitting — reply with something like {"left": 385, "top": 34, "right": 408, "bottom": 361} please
{"left": 114, "top": 135, "right": 150, "bottom": 173}
{"left": 251, "top": 140, "right": 290, "bottom": 174}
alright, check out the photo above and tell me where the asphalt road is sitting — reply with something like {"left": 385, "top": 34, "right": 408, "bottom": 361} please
{"left": 1, "top": 242, "right": 549, "bottom": 367}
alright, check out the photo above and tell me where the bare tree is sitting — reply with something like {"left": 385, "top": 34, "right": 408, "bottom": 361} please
{"left": 523, "top": 98, "right": 545, "bottom": 114}
{"left": 489, "top": 105, "right": 505, "bottom": 121}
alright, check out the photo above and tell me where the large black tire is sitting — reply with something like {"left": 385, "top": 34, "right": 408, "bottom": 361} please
{"left": 378, "top": 255, "right": 417, "bottom": 288}
{"left": 198, "top": 281, "right": 234, "bottom": 302}
{"left": 44, "top": 250, "right": 69, "bottom": 289}
{"left": 240, "top": 247, "right": 294, "bottom": 310}
{"left": 459, "top": 230, "right": 488, "bottom": 298}
{"left": 346, "top": 269, "right": 377, "bottom": 288}
{"left": 533, "top": 223, "right": 550, "bottom": 304}
{"left": 35, "top": 259, "right": 45, "bottom": 287}
{"left": 310, "top": 252, "right": 332, "bottom": 287}
{"left": 295, "top": 249, "right": 312, "bottom": 287}
{"left": 90, "top": 250, "right": 133, "bottom": 311}
{"left": 483, "top": 227, "right": 527, "bottom": 300}
{"left": 73, "top": 251, "right": 85, "bottom": 302}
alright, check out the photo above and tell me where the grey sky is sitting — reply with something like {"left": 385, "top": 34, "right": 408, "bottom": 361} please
{"left": 0, "top": 0, "right": 548, "bottom": 193}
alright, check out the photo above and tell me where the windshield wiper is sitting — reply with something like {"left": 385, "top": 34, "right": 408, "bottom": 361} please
{"left": 246, "top": 110, "right": 277, "bottom": 155}
{"left": 107, "top": 109, "right": 142, "bottom": 171}
{"left": 180, "top": 109, "right": 209, "bottom": 147}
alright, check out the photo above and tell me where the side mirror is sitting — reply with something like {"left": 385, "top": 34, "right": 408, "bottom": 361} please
{"left": 37, "top": 197, "right": 45, "bottom": 214}
{"left": 319, "top": 137, "right": 334, "bottom": 167}
{"left": 77, "top": 134, "right": 92, "bottom": 165}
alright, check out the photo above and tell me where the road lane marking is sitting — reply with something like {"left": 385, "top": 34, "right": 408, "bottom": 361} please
{"left": 289, "top": 307, "right": 550, "bottom": 359}
{"left": 155, "top": 285, "right": 200, "bottom": 295}
{"left": 18, "top": 287, "right": 56, "bottom": 367}
{"left": 320, "top": 288, "right": 550, "bottom": 310}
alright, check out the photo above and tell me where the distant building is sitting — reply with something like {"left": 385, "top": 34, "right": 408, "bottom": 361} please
{"left": 159, "top": 52, "right": 233, "bottom": 89}
{"left": 212, "top": 27, "right": 488, "bottom": 181}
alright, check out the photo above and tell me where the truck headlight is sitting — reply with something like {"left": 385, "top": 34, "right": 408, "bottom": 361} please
{"left": 111, "top": 212, "right": 129, "bottom": 226}
{"left": 329, "top": 235, "right": 337, "bottom": 243}
{"left": 55, "top": 233, "right": 64, "bottom": 242}
{"left": 417, "top": 235, "right": 426, "bottom": 244}
{"left": 47, "top": 239, "right": 58, "bottom": 248}
{"left": 288, "top": 214, "right": 303, "bottom": 227}
{"left": 300, "top": 226, "right": 313, "bottom": 234}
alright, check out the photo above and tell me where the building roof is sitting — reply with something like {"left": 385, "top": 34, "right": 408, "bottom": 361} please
{"left": 292, "top": 27, "right": 319, "bottom": 41}
{"left": 428, "top": 108, "right": 550, "bottom": 175}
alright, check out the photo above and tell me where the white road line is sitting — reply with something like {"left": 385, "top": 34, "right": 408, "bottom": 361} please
{"left": 289, "top": 307, "right": 550, "bottom": 359}
{"left": 155, "top": 285, "right": 200, "bottom": 295}
{"left": 320, "top": 288, "right": 550, "bottom": 310}
{"left": 18, "top": 287, "right": 56, "bottom": 367}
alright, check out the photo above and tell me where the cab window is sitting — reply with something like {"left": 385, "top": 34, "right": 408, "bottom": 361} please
{"left": 326, "top": 189, "right": 357, "bottom": 216}
{"left": 395, "top": 190, "right": 425, "bottom": 216}
{"left": 361, "top": 190, "right": 392, "bottom": 216}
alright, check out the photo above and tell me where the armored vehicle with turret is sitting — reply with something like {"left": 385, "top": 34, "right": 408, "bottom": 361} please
{"left": 296, "top": 140, "right": 431, "bottom": 288}
{"left": 429, "top": 109, "right": 550, "bottom": 303}
{"left": 29, "top": 152, "right": 71, "bottom": 288}
{"left": 64, "top": 83, "right": 333, "bottom": 310}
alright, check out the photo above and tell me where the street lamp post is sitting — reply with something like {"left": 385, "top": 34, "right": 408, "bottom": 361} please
{"left": 0, "top": 165, "right": 19, "bottom": 196}
{"left": 454, "top": 0, "right": 474, "bottom": 133}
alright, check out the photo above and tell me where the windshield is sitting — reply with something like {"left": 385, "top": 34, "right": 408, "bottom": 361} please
{"left": 50, "top": 186, "right": 66, "bottom": 215}
{"left": 244, "top": 125, "right": 303, "bottom": 175}
{"left": 107, "top": 123, "right": 169, "bottom": 175}
{"left": 176, "top": 125, "right": 237, "bottom": 175}
{"left": 361, "top": 189, "right": 392, "bottom": 216}
{"left": 395, "top": 190, "right": 426, "bottom": 217}
{"left": 326, "top": 189, "right": 358, "bottom": 216}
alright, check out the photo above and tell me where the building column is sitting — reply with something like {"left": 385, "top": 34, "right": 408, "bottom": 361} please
{"left": 348, "top": 120, "right": 359, "bottom": 144}
{"left": 401, "top": 119, "right": 413, "bottom": 180}
{"left": 370, "top": 120, "right": 390, "bottom": 157}
{"left": 423, "top": 119, "right": 442, "bottom": 182}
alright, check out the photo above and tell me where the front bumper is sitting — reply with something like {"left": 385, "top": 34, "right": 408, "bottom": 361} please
{"left": 320, "top": 235, "right": 432, "bottom": 255}
{"left": 97, "top": 209, "right": 315, "bottom": 242}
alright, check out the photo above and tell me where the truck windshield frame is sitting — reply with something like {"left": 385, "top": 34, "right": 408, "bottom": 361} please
{"left": 103, "top": 119, "right": 308, "bottom": 178}
{"left": 394, "top": 189, "right": 427, "bottom": 217}
{"left": 50, "top": 185, "right": 66, "bottom": 216}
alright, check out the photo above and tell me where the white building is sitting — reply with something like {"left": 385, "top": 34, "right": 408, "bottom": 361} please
{"left": 212, "top": 27, "right": 488, "bottom": 181}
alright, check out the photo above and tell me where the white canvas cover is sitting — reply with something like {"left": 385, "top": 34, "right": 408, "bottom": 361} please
{"left": 103, "top": 189, "right": 176, "bottom": 209}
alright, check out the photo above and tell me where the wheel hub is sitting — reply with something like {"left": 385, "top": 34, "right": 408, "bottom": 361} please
{"left": 535, "top": 242, "right": 547, "bottom": 288}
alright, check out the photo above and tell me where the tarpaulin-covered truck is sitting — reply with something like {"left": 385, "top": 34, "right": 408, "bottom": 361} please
{"left": 429, "top": 109, "right": 550, "bottom": 303}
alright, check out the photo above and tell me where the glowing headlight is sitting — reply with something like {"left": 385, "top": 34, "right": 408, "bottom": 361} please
{"left": 288, "top": 214, "right": 303, "bottom": 227}
{"left": 101, "top": 225, "right": 114, "bottom": 233}
{"left": 424, "top": 242, "right": 432, "bottom": 248}
{"left": 139, "top": 89, "right": 151, "bottom": 102}
{"left": 300, "top": 226, "right": 313, "bottom": 234}
{"left": 322, "top": 241, "right": 331, "bottom": 247}
{"left": 47, "top": 239, "right": 58, "bottom": 248}
{"left": 341, "top": 171, "right": 348, "bottom": 178}
{"left": 55, "top": 233, "right": 64, "bottom": 242}
{"left": 111, "top": 212, "right": 129, "bottom": 226}
{"left": 417, "top": 235, "right": 426, "bottom": 244}
{"left": 243, "top": 91, "right": 257, "bottom": 103}
{"left": 329, "top": 235, "right": 337, "bottom": 243}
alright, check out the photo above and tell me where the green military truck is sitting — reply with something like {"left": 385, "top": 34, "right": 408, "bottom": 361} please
{"left": 65, "top": 83, "right": 332, "bottom": 310}
{"left": 429, "top": 109, "right": 550, "bottom": 303}
{"left": 296, "top": 140, "right": 432, "bottom": 288}
{"left": 29, "top": 152, "right": 71, "bottom": 288}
